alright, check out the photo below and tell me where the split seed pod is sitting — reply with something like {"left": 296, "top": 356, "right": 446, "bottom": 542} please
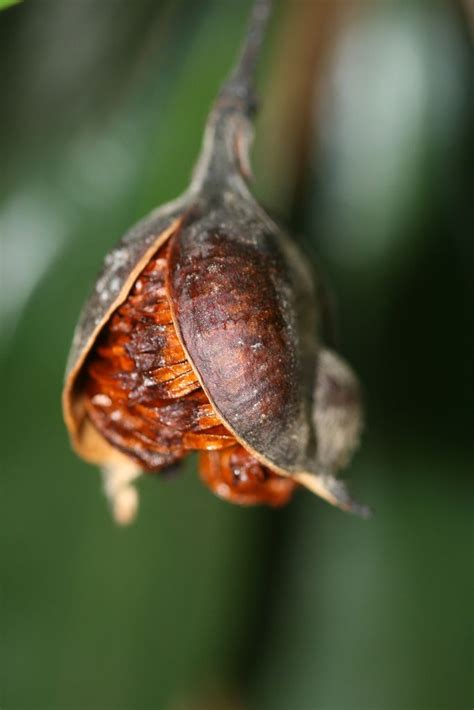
{"left": 62, "top": 0, "right": 370, "bottom": 524}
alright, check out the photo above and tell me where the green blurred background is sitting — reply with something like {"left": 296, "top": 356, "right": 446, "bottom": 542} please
{"left": 1, "top": 1, "right": 473, "bottom": 708}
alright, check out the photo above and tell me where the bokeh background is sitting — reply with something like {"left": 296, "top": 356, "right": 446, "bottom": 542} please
{"left": 1, "top": 1, "right": 473, "bottom": 708}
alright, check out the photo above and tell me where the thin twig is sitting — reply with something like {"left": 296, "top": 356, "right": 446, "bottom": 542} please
{"left": 218, "top": 0, "right": 273, "bottom": 116}
{"left": 191, "top": 0, "right": 273, "bottom": 192}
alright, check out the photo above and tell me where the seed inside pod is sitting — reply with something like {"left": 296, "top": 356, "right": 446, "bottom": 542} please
{"left": 63, "top": 0, "right": 370, "bottom": 523}
{"left": 83, "top": 240, "right": 297, "bottom": 507}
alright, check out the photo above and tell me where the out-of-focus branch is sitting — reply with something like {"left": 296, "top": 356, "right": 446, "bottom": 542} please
{"left": 256, "top": 0, "right": 368, "bottom": 213}
{"left": 460, "top": 0, "right": 474, "bottom": 36}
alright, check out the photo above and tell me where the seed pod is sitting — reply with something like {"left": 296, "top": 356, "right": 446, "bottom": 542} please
{"left": 62, "top": 0, "right": 370, "bottom": 523}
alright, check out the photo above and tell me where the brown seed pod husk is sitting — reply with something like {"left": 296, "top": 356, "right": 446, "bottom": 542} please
{"left": 62, "top": 0, "right": 370, "bottom": 521}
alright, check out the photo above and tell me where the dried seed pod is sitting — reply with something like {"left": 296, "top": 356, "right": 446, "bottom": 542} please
{"left": 62, "top": 0, "right": 370, "bottom": 523}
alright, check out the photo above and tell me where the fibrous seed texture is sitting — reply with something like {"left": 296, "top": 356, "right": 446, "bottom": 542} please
{"left": 84, "top": 241, "right": 296, "bottom": 506}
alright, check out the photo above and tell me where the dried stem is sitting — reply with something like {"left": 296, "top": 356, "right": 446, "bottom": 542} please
{"left": 218, "top": 0, "right": 273, "bottom": 116}
{"left": 191, "top": 0, "right": 273, "bottom": 194}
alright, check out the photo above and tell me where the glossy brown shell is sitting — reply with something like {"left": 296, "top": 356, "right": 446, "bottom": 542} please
{"left": 63, "top": 189, "right": 321, "bottom": 478}
{"left": 167, "top": 193, "right": 320, "bottom": 476}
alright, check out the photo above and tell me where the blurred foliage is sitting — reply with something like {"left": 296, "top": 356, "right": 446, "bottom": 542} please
{"left": 0, "top": 0, "right": 21, "bottom": 11}
{"left": 1, "top": 1, "right": 472, "bottom": 709}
